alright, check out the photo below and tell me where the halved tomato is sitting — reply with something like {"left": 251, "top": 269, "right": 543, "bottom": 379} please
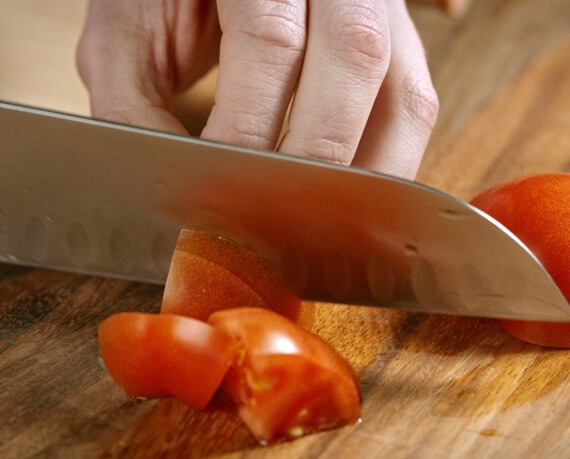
{"left": 98, "top": 312, "right": 237, "bottom": 409}
{"left": 471, "top": 173, "right": 570, "bottom": 347}
{"left": 208, "top": 308, "right": 361, "bottom": 444}
{"left": 161, "top": 229, "right": 313, "bottom": 328}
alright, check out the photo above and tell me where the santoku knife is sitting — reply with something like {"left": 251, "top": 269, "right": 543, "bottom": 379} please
{"left": 1, "top": 101, "right": 568, "bottom": 321}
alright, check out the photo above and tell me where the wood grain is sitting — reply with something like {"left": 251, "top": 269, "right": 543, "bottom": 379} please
{"left": 417, "top": 33, "right": 570, "bottom": 198}
{"left": 411, "top": 0, "right": 473, "bottom": 17}
{"left": 412, "top": 0, "right": 570, "bottom": 146}
{"left": 1, "top": 1, "right": 569, "bottom": 458}
{"left": 0, "top": 0, "right": 89, "bottom": 115}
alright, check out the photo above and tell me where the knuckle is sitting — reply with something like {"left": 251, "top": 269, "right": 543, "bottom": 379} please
{"left": 75, "top": 37, "right": 90, "bottom": 85}
{"left": 76, "top": 28, "right": 101, "bottom": 87}
{"left": 244, "top": 1, "right": 306, "bottom": 55}
{"left": 399, "top": 73, "right": 439, "bottom": 130}
{"left": 229, "top": 126, "right": 275, "bottom": 150}
{"left": 210, "top": 104, "right": 277, "bottom": 150}
{"left": 330, "top": 5, "right": 390, "bottom": 71}
{"left": 299, "top": 136, "right": 355, "bottom": 165}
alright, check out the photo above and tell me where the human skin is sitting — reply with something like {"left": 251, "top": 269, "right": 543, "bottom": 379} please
{"left": 76, "top": 0, "right": 439, "bottom": 179}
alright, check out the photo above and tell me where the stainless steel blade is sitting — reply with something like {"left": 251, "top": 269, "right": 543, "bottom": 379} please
{"left": 1, "top": 101, "right": 569, "bottom": 321}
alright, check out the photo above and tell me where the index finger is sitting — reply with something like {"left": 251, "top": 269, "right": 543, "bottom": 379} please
{"left": 201, "top": 0, "right": 307, "bottom": 151}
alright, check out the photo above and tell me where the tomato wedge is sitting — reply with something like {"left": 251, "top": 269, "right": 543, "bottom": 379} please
{"left": 98, "top": 312, "right": 237, "bottom": 409}
{"left": 161, "top": 229, "right": 314, "bottom": 328}
{"left": 471, "top": 173, "right": 570, "bottom": 347}
{"left": 162, "top": 251, "right": 267, "bottom": 318}
{"left": 99, "top": 230, "right": 360, "bottom": 442}
{"left": 208, "top": 308, "right": 361, "bottom": 444}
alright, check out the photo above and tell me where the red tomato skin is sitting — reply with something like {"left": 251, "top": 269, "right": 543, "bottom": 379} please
{"left": 161, "top": 230, "right": 314, "bottom": 329}
{"left": 98, "top": 313, "right": 167, "bottom": 398}
{"left": 498, "top": 319, "right": 570, "bottom": 348}
{"left": 98, "top": 313, "right": 237, "bottom": 409}
{"left": 208, "top": 308, "right": 361, "bottom": 443}
{"left": 471, "top": 173, "right": 570, "bottom": 347}
{"left": 161, "top": 251, "right": 267, "bottom": 321}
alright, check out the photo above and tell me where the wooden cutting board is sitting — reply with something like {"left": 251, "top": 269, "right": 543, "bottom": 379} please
{"left": 1, "top": 13, "right": 569, "bottom": 459}
{"left": 417, "top": 34, "right": 570, "bottom": 198}
{"left": 99, "top": 34, "right": 570, "bottom": 458}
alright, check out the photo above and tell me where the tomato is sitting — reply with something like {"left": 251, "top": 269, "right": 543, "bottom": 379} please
{"left": 98, "top": 312, "right": 237, "bottom": 409}
{"left": 161, "top": 250, "right": 267, "bottom": 318}
{"left": 161, "top": 229, "right": 313, "bottom": 328}
{"left": 99, "top": 230, "right": 358, "bottom": 441}
{"left": 208, "top": 308, "right": 361, "bottom": 444}
{"left": 498, "top": 319, "right": 570, "bottom": 349}
{"left": 471, "top": 173, "right": 570, "bottom": 347}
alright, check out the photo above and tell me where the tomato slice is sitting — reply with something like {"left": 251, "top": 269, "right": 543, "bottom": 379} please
{"left": 98, "top": 312, "right": 237, "bottom": 409}
{"left": 208, "top": 308, "right": 361, "bottom": 444}
{"left": 471, "top": 173, "right": 570, "bottom": 347}
{"left": 498, "top": 320, "right": 570, "bottom": 348}
{"left": 161, "top": 251, "right": 268, "bottom": 320}
{"left": 161, "top": 229, "right": 313, "bottom": 328}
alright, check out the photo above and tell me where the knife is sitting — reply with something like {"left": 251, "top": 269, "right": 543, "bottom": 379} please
{"left": 1, "top": 101, "right": 568, "bottom": 321}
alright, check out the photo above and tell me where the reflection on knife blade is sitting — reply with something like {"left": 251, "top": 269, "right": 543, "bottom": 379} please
{"left": 0, "top": 101, "right": 569, "bottom": 321}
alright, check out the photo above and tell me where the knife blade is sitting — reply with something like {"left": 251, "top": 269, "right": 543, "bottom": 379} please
{"left": 1, "top": 101, "right": 568, "bottom": 321}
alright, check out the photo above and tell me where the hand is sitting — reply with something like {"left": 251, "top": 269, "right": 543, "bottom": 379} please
{"left": 77, "top": 0, "right": 438, "bottom": 179}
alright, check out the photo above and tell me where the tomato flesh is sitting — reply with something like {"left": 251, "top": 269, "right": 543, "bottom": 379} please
{"left": 98, "top": 312, "right": 237, "bottom": 409}
{"left": 208, "top": 308, "right": 361, "bottom": 443}
{"left": 99, "top": 230, "right": 359, "bottom": 441}
{"left": 471, "top": 173, "right": 570, "bottom": 347}
{"left": 162, "top": 229, "right": 313, "bottom": 328}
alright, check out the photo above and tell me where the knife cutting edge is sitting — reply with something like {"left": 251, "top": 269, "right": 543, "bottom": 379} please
{"left": 1, "top": 100, "right": 569, "bottom": 321}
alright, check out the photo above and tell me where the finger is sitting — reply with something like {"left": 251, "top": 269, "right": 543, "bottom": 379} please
{"left": 352, "top": 0, "right": 439, "bottom": 179}
{"left": 201, "top": 0, "right": 307, "bottom": 150}
{"left": 76, "top": 0, "right": 219, "bottom": 135}
{"left": 278, "top": 0, "right": 390, "bottom": 165}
